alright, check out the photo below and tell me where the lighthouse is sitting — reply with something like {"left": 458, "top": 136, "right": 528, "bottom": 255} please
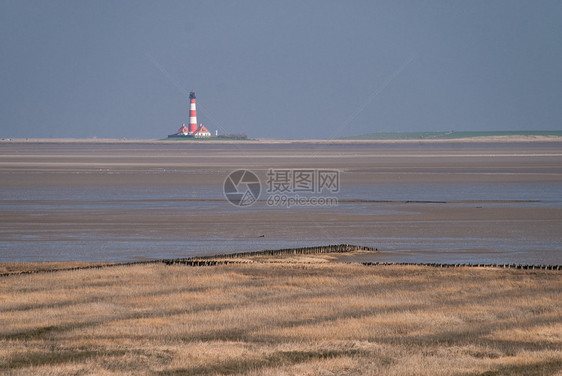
{"left": 168, "top": 91, "right": 212, "bottom": 138}
{"left": 188, "top": 91, "right": 198, "bottom": 134}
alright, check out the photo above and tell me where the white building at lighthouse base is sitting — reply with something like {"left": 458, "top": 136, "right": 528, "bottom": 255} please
{"left": 168, "top": 124, "right": 212, "bottom": 138}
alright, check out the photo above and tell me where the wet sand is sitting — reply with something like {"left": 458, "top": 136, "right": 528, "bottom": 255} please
{"left": 1, "top": 140, "right": 561, "bottom": 263}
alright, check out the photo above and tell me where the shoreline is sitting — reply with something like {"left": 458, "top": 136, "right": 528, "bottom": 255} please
{"left": 1, "top": 244, "right": 560, "bottom": 277}
{"left": 2, "top": 135, "right": 562, "bottom": 144}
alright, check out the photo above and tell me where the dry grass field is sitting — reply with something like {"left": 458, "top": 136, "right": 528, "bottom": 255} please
{"left": 1, "top": 254, "right": 561, "bottom": 375}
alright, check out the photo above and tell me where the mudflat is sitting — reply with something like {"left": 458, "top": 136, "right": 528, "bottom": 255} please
{"left": 1, "top": 139, "right": 562, "bottom": 263}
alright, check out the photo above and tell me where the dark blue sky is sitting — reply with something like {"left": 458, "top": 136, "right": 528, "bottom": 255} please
{"left": 1, "top": 1, "right": 561, "bottom": 139}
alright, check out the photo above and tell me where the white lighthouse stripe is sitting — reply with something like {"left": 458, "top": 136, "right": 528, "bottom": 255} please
{"left": 190, "top": 117, "right": 197, "bottom": 122}
{"left": 190, "top": 104, "right": 196, "bottom": 110}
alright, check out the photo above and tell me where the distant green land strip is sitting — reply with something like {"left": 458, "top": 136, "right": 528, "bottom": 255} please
{"left": 343, "top": 130, "right": 562, "bottom": 140}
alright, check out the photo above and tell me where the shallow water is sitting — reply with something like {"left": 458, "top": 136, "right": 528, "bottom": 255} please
{"left": 1, "top": 141, "right": 561, "bottom": 264}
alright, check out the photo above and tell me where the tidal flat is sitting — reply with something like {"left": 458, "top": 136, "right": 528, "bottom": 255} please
{"left": 1, "top": 140, "right": 562, "bottom": 264}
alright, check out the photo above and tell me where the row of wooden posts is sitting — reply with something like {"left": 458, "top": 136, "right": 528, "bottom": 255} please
{"left": 175, "top": 244, "right": 378, "bottom": 261}
{"left": 360, "top": 262, "right": 561, "bottom": 270}
{"left": 1, "top": 244, "right": 560, "bottom": 276}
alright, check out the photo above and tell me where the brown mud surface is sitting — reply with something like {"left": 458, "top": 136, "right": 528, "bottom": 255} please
{"left": 1, "top": 140, "right": 561, "bottom": 263}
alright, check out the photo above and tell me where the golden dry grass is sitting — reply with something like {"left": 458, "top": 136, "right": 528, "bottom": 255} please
{"left": 0, "top": 256, "right": 561, "bottom": 375}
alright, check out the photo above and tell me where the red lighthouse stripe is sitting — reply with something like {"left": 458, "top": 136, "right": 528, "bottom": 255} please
{"left": 189, "top": 91, "right": 197, "bottom": 134}
{"left": 188, "top": 94, "right": 197, "bottom": 133}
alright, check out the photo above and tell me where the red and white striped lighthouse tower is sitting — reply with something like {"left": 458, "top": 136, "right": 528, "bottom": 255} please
{"left": 188, "top": 91, "right": 198, "bottom": 134}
